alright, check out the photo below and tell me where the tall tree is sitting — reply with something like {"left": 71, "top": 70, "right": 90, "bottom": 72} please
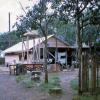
{"left": 52, "top": 0, "right": 100, "bottom": 94}
{"left": 15, "top": 0, "right": 56, "bottom": 83}
{"left": 0, "top": 31, "right": 20, "bottom": 50}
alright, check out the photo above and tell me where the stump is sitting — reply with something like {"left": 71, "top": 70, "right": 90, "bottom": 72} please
{"left": 31, "top": 71, "right": 41, "bottom": 76}
{"left": 31, "top": 74, "right": 40, "bottom": 82}
{"left": 72, "top": 96, "right": 80, "bottom": 100}
{"left": 49, "top": 87, "right": 62, "bottom": 94}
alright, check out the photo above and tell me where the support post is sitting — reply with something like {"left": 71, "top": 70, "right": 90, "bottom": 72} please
{"left": 92, "top": 54, "right": 97, "bottom": 94}
{"left": 22, "top": 37, "right": 24, "bottom": 63}
{"left": 32, "top": 39, "right": 35, "bottom": 63}
{"left": 26, "top": 36, "right": 29, "bottom": 64}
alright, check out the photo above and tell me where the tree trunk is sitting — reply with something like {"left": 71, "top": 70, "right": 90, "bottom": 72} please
{"left": 76, "top": 6, "right": 82, "bottom": 94}
{"left": 44, "top": 35, "right": 48, "bottom": 83}
{"left": 44, "top": 14, "right": 48, "bottom": 83}
{"left": 92, "top": 54, "right": 96, "bottom": 94}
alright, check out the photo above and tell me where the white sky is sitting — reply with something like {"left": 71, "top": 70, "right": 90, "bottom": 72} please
{"left": 0, "top": 0, "right": 39, "bottom": 33}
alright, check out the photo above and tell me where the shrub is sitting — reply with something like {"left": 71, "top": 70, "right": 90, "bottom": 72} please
{"left": 16, "top": 64, "right": 27, "bottom": 75}
{"left": 0, "top": 58, "right": 5, "bottom": 65}
{"left": 70, "top": 78, "right": 79, "bottom": 96}
{"left": 22, "top": 78, "right": 34, "bottom": 88}
{"left": 16, "top": 74, "right": 34, "bottom": 88}
{"left": 71, "top": 78, "right": 78, "bottom": 91}
{"left": 16, "top": 75, "right": 26, "bottom": 83}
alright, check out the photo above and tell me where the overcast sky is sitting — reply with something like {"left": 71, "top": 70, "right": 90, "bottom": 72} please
{"left": 0, "top": 0, "right": 38, "bottom": 33}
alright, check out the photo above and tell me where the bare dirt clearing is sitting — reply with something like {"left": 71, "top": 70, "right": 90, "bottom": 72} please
{"left": 0, "top": 67, "right": 78, "bottom": 100}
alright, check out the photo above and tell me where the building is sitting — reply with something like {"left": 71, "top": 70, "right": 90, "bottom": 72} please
{"left": 4, "top": 34, "right": 72, "bottom": 67}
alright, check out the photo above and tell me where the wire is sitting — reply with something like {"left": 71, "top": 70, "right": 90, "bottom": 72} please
{"left": 16, "top": 0, "right": 27, "bottom": 14}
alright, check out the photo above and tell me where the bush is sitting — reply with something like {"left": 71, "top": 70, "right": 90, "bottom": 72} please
{"left": 70, "top": 78, "right": 79, "bottom": 96}
{"left": 16, "top": 74, "right": 27, "bottom": 83}
{"left": 16, "top": 74, "right": 34, "bottom": 88}
{"left": 16, "top": 64, "right": 27, "bottom": 75}
{"left": 22, "top": 78, "right": 34, "bottom": 88}
{"left": 71, "top": 78, "right": 78, "bottom": 91}
{"left": 0, "top": 58, "right": 5, "bottom": 65}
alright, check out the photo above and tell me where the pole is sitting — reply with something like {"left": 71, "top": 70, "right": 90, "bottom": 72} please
{"left": 8, "top": 12, "right": 11, "bottom": 47}
{"left": 22, "top": 37, "right": 24, "bottom": 63}
{"left": 26, "top": 36, "right": 29, "bottom": 64}
{"left": 55, "top": 34, "right": 58, "bottom": 71}
{"left": 8, "top": 12, "right": 11, "bottom": 32}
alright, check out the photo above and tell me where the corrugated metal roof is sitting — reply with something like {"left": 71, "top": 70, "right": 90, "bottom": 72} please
{"left": 71, "top": 43, "right": 89, "bottom": 49}
{"left": 3, "top": 35, "right": 54, "bottom": 53}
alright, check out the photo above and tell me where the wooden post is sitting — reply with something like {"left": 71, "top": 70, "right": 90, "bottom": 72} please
{"left": 32, "top": 39, "right": 35, "bottom": 63}
{"left": 55, "top": 35, "right": 58, "bottom": 64}
{"left": 38, "top": 38, "right": 40, "bottom": 62}
{"left": 22, "top": 37, "right": 24, "bottom": 63}
{"left": 8, "top": 12, "right": 11, "bottom": 47}
{"left": 66, "top": 51, "right": 68, "bottom": 69}
{"left": 26, "top": 36, "right": 29, "bottom": 64}
{"left": 80, "top": 52, "right": 83, "bottom": 93}
{"left": 92, "top": 54, "right": 97, "bottom": 94}
{"left": 82, "top": 52, "right": 89, "bottom": 92}
{"left": 85, "top": 52, "right": 89, "bottom": 91}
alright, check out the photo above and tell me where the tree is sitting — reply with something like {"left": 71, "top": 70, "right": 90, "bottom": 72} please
{"left": 0, "top": 31, "right": 20, "bottom": 50}
{"left": 15, "top": 0, "right": 56, "bottom": 83}
{"left": 52, "top": 0, "right": 100, "bottom": 94}
{"left": 82, "top": 7, "right": 100, "bottom": 44}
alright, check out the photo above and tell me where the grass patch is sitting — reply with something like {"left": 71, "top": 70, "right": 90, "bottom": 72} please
{"left": 71, "top": 78, "right": 100, "bottom": 100}
{"left": 22, "top": 78, "right": 34, "bottom": 88}
{"left": 40, "top": 76, "right": 62, "bottom": 94}
{"left": 16, "top": 74, "right": 34, "bottom": 88}
{"left": 71, "top": 78, "right": 78, "bottom": 93}
{"left": 16, "top": 74, "right": 27, "bottom": 83}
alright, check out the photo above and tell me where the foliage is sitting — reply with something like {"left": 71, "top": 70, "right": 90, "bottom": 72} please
{"left": 95, "top": 42, "right": 100, "bottom": 46}
{"left": 16, "top": 74, "right": 27, "bottom": 83}
{"left": 16, "top": 74, "right": 34, "bottom": 88}
{"left": 40, "top": 76, "right": 61, "bottom": 93}
{"left": 50, "top": 17, "right": 76, "bottom": 44}
{"left": 15, "top": 0, "right": 76, "bottom": 45}
{"left": 71, "top": 78, "right": 78, "bottom": 92}
{"left": 22, "top": 78, "right": 34, "bottom": 88}
{"left": 15, "top": 0, "right": 56, "bottom": 36}
{"left": 72, "top": 95, "right": 100, "bottom": 100}
{"left": 0, "top": 31, "right": 20, "bottom": 50}
{"left": 16, "top": 64, "right": 27, "bottom": 75}
{"left": 82, "top": 25, "right": 100, "bottom": 44}
{"left": 81, "top": 7, "right": 100, "bottom": 44}
{"left": 15, "top": 0, "right": 58, "bottom": 83}
{"left": 0, "top": 58, "right": 5, "bottom": 65}
{"left": 71, "top": 78, "right": 100, "bottom": 100}
{"left": 52, "top": 0, "right": 100, "bottom": 44}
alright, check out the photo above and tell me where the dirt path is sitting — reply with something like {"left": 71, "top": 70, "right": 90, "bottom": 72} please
{"left": 0, "top": 74, "right": 46, "bottom": 100}
{"left": 0, "top": 67, "right": 78, "bottom": 100}
{"left": 59, "top": 70, "right": 78, "bottom": 100}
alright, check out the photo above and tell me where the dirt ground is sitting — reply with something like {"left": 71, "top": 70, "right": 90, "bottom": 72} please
{"left": 0, "top": 67, "right": 78, "bottom": 100}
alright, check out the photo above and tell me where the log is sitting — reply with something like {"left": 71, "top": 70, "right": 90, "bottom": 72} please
{"left": 49, "top": 87, "right": 62, "bottom": 94}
